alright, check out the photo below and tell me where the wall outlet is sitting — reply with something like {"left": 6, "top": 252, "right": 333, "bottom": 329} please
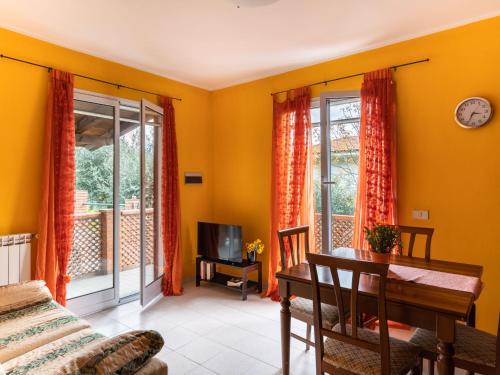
{"left": 412, "top": 210, "right": 429, "bottom": 220}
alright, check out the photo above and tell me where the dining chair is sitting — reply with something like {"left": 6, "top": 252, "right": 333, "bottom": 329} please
{"left": 409, "top": 313, "right": 499, "bottom": 375}
{"left": 362, "top": 225, "right": 436, "bottom": 330}
{"left": 277, "top": 226, "right": 340, "bottom": 351}
{"left": 306, "top": 252, "right": 422, "bottom": 374}
{"left": 396, "top": 225, "right": 478, "bottom": 330}
{"left": 396, "top": 225, "right": 434, "bottom": 261}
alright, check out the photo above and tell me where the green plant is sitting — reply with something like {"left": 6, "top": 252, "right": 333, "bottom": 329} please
{"left": 364, "top": 225, "right": 402, "bottom": 254}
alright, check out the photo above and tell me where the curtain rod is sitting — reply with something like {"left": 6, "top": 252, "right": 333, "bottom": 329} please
{"left": 270, "top": 58, "right": 430, "bottom": 96}
{"left": 0, "top": 53, "right": 182, "bottom": 102}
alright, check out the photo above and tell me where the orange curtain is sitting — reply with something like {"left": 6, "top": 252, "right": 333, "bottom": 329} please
{"left": 35, "top": 70, "right": 75, "bottom": 305}
{"left": 353, "top": 68, "right": 398, "bottom": 250}
{"left": 266, "top": 87, "right": 311, "bottom": 300}
{"left": 160, "top": 97, "right": 183, "bottom": 296}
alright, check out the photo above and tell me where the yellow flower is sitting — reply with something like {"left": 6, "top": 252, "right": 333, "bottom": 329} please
{"left": 246, "top": 239, "right": 264, "bottom": 254}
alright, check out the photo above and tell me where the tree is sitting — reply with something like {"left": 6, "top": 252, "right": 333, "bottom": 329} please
{"left": 75, "top": 127, "right": 154, "bottom": 211}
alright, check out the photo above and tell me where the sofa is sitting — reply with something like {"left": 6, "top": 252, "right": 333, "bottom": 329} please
{"left": 0, "top": 281, "right": 168, "bottom": 374}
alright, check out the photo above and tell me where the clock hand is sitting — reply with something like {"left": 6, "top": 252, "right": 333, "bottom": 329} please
{"left": 468, "top": 109, "right": 480, "bottom": 122}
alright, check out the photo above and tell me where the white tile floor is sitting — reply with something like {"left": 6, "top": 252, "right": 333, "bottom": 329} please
{"left": 81, "top": 281, "right": 461, "bottom": 375}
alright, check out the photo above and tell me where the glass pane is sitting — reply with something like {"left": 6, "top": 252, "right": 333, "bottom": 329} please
{"left": 311, "top": 106, "right": 321, "bottom": 253}
{"left": 144, "top": 107, "right": 164, "bottom": 287}
{"left": 328, "top": 97, "right": 360, "bottom": 249}
{"left": 67, "top": 100, "right": 115, "bottom": 300}
{"left": 119, "top": 112, "right": 141, "bottom": 299}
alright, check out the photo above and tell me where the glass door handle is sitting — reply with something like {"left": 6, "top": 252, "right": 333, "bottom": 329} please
{"left": 322, "top": 181, "right": 336, "bottom": 185}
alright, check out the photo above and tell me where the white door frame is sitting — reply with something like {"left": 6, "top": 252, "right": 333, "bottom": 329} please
{"left": 319, "top": 90, "right": 360, "bottom": 254}
{"left": 140, "top": 99, "right": 164, "bottom": 307}
{"left": 67, "top": 91, "right": 121, "bottom": 316}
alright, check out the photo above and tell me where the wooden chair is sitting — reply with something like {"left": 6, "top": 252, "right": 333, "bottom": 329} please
{"left": 397, "top": 225, "right": 434, "bottom": 261}
{"left": 277, "top": 226, "right": 339, "bottom": 351}
{"left": 398, "top": 225, "right": 476, "bottom": 326}
{"left": 362, "top": 225, "right": 436, "bottom": 329}
{"left": 306, "top": 252, "right": 422, "bottom": 374}
{"left": 410, "top": 313, "right": 499, "bottom": 375}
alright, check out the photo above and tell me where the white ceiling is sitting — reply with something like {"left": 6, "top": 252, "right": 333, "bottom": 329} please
{"left": 0, "top": 0, "right": 499, "bottom": 90}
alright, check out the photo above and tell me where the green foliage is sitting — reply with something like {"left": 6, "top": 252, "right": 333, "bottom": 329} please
{"left": 75, "top": 128, "right": 154, "bottom": 210}
{"left": 75, "top": 147, "right": 113, "bottom": 207}
{"left": 313, "top": 172, "right": 356, "bottom": 216}
{"left": 364, "top": 225, "right": 402, "bottom": 253}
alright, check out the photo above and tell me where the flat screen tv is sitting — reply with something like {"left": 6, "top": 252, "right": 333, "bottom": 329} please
{"left": 198, "top": 222, "right": 242, "bottom": 264}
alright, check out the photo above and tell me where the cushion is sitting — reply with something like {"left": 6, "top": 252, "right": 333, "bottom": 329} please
{"left": 290, "top": 297, "right": 339, "bottom": 328}
{"left": 0, "top": 281, "right": 53, "bottom": 315}
{"left": 75, "top": 330, "right": 165, "bottom": 374}
{"left": 410, "top": 324, "right": 497, "bottom": 369}
{"left": 3, "top": 329, "right": 164, "bottom": 375}
{"left": 134, "top": 358, "right": 168, "bottom": 375}
{"left": 324, "top": 324, "right": 420, "bottom": 374}
{"left": 0, "top": 300, "right": 90, "bottom": 362}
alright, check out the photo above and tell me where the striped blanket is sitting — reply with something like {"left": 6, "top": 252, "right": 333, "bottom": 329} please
{"left": 0, "top": 281, "right": 166, "bottom": 375}
{"left": 2, "top": 329, "right": 164, "bottom": 375}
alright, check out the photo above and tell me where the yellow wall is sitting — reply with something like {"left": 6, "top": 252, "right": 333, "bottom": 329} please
{"left": 2, "top": 15, "right": 500, "bottom": 333}
{"left": 0, "top": 27, "right": 213, "bottom": 277}
{"left": 211, "top": 16, "right": 500, "bottom": 333}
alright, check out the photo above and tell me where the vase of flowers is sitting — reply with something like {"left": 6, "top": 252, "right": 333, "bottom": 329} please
{"left": 246, "top": 239, "right": 264, "bottom": 263}
{"left": 364, "top": 224, "right": 402, "bottom": 263}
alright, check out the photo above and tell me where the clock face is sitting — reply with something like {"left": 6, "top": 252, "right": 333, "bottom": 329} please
{"left": 455, "top": 97, "right": 493, "bottom": 128}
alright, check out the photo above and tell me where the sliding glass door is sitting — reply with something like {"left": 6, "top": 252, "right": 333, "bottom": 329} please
{"left": 67, "top": 91, "right": 165, "bottom": 314}
{"left": 67, "top": 92, "right": 120, "bottom": 315}
{"left": 319, "top": 91, "right": 361, "bottom": 253}
{"left": 140, "top": 99, "right": 164, "bottom": 306}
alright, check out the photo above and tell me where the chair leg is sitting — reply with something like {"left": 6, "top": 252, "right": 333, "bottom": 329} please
{"left": 429, "top": 359, "right": 435, "bottom": 375}
{"left": 306, "top": 323, "right": 312, "bottom": 351}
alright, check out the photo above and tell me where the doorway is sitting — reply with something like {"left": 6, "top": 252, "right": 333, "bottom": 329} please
{"left": 66, "top": 90, "right": 164, "bottom": 315}
{"left": 312, "top": 91, "right": 361, "bottom": 254}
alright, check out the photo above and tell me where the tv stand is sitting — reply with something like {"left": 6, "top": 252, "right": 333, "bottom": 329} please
{"left": 195, "top": 256, "right": 262, "bottom": 300}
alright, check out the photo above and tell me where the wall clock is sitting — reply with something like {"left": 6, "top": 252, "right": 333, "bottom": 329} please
{"left": 454, "top": 97, "right": 493, "bottom": 129}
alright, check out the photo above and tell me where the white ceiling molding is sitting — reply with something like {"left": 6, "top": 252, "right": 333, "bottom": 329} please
{"left": 0, "top": 0, "right": 499, "bottom": 90}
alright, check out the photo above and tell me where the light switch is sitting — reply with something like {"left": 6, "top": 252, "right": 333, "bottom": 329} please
{"left": 412, "top": 210, "right": 429, "bottom": 220}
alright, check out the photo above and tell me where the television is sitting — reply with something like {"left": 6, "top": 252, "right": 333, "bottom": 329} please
{"left": 198, "top": 222, "right": 243, "bottom": 264}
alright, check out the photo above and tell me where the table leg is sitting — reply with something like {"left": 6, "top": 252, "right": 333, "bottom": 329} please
{"left": 436, "top": 315, "right": 455, "bottom": 375}
{"left": 241, "top": 269, "right": 248, "bottom": 301}
{"left": 280, "top": 296, "right": 291, "bottom": 375}
{"left": 466, "top": 303, "right": 476, "bottom": 327}
{"left": 437, "top": 341, "right": 455, "bottom": 374}
{"left": 195, "top": 257, "right": 201, "bottom": 287}
{"left": 257, "top": 263, "right": 263, "bottom": 293}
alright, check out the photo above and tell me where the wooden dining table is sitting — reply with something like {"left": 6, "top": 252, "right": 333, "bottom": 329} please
{"left": 276, "top": 247, "right": 483, "bottom": 375}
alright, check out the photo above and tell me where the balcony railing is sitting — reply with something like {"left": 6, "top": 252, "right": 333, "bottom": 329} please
{"left": 69, "top": 210, "right": 354, "bottom": 280}
{"left": 68, "top": 209, "right": 155, "bottom": 279}
{"left": 313, "top": 213, "right": 355, "bottom": 252}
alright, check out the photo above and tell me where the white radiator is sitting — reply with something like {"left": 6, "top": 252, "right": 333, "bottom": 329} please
{"left": 0, "top": 233, "right": 32, "bottom": 286}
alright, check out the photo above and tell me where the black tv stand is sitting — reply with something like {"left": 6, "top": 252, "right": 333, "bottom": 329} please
{"left": 195, "top": 256, "right": 262, "bottom": 300}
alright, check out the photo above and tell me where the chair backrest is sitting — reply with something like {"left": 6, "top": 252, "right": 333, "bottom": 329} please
{"left": 306, "top": 252, "right": 391, "bottom": 374}
{"left": 397, "top": 225, "right": 434, "bottom": 261}
{"left": 277, "top": 225, "right": 309, "bottom": 269}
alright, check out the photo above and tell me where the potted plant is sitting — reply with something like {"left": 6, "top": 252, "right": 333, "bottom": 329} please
{"left": 246, "top": 239, "right": 264, "bottom": 263}
{"left": 364, "top": 225, "right": 402, "bottom": 262}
